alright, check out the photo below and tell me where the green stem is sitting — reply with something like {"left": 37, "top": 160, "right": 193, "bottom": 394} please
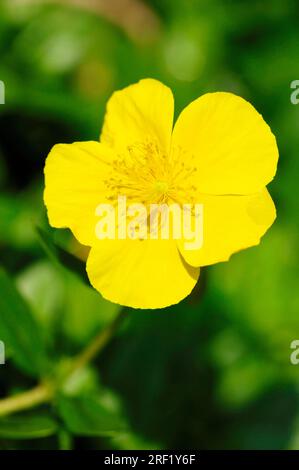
{"left": 0, "top": 383, "right": 53, "bottom": 417}
{"left": 0, "top": 310, "right": 127, "bottom": 418}
{"left": 58, "top": 428, "right": 73, "bottom": 450}
{"left": 68, "top": 310, "right": 127, "bottom": 376}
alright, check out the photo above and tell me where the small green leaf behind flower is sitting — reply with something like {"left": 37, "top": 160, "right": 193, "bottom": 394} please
{"left": 36, "top": 226, "right": 89, "bottom": 286}
{"left": 0, "top": 413, "right": 58, "bottom": 440}
{"left": 0, "top": 268, "right": 49, "bottom": 377}
{"left": 57, "top": 394, "right": 127, "bottom": 437}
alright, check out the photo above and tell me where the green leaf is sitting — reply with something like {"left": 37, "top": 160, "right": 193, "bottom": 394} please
{"left": 0, "top": 413, "right": 58, "bottom": 440}
{"left": 57, "top": 394, "right": 127, "bottom": 437}
{"left": 0, "top": 268, "right": 49, "bottom": 376}
{"left": 36, "top": 227, "right": 89, "bottom": 286}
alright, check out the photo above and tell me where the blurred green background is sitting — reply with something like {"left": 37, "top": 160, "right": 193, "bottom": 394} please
{"left": 0, "top": 0, "right": 299, "bottom": 450}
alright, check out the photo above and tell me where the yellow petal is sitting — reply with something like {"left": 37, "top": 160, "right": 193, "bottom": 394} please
{"left": 44, "top": 141, "right": 114, "bottom": 246}
{"left": 172, "top": 92, "right": 278, "bottom": 194}
{"left": 86, "top": 238, "right": 199, "bottom": 309}
{"left": 177, "top": 189, "right": 276, "bottom": 267}
{"left": 100, "top": 78, "right": 174, "bottom": 154}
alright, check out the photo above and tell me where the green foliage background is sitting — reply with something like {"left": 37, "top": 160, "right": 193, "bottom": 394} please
{"left": 0, "top": 0, "right": 298, "bottom": 450}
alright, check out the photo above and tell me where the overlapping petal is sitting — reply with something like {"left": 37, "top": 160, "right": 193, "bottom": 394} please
{"left": 44, "top": 141, "right": 114, "bottom": 246}
{"left": 172, "top": 92, "right": 278, "bottom": 195}
{"left": 86, "top": 238, "right": 199, "bottom": 309}
{"left": 100, "top": 78, "right": 174, "bottom": 154}
{"left": 177, "top": 189, "right": 276, "bottom": 267}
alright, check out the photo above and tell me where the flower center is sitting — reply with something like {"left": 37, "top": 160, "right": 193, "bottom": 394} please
{"left": 104, "top": 140, "right": 198, "bottom": 207}
{"left": 154, "top": 180, "right": 169, "bottom": 195}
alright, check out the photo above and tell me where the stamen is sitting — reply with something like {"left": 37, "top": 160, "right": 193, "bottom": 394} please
{"left": 104, "top": 141, "right": 198, "bottom": 208}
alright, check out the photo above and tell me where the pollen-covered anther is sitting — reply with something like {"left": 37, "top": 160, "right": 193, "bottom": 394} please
{"left": 104, "top": 141, "right": 198, "bottom": 207}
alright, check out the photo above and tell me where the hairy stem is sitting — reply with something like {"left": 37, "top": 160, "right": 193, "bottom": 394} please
{"left": 0, "top": 310, "right": 127, "bottom": 418}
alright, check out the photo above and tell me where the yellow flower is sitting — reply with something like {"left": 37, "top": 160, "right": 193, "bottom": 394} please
{"left": 44, "top": 78, "right": 278, "bottom": 309}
